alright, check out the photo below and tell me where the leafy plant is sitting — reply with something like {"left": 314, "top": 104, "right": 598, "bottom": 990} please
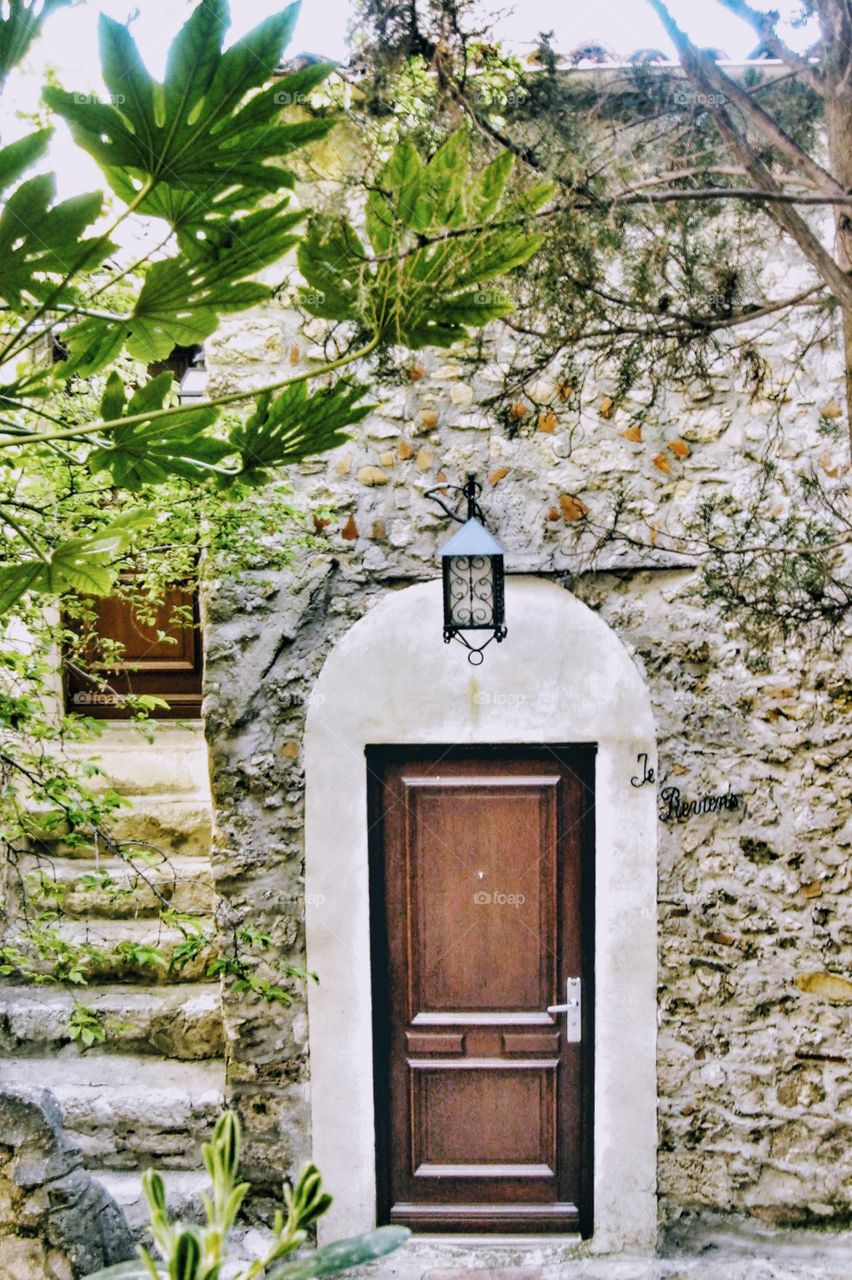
{"left": 68, "top": 1001, "right": 107, "bottom": 1047}
{"left": 0, "top": 0, "right": 542, "bottom": 1006}
{"left": 84, "top": 1110, "right": 409, "bottom": 1280}
{"left": 298, "top": 129, "right": 551, "bottom": 348}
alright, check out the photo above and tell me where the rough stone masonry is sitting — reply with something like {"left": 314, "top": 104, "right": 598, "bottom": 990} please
{"left": 202, "top": 247, "right": 851, "bottom": 1236}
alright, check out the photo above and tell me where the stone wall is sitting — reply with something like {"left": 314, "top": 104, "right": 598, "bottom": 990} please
{"left": 0, "top": 1087, "right": 132, "bottom": 1279}
{"left": 203, "top": 282, "right": 851, "bottom": 1234}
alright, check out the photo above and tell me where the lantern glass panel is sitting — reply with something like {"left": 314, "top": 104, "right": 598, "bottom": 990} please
{"left": 445, "top": 554, "right": 500, "bottom": 629}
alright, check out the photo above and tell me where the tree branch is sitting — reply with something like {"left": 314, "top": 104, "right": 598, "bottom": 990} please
{"left": 0, "top": 336, "right": 380, "bottom": 450}
{"left": 646, "top": 0, "right": 852, "bottom": 312}
{"left": 610, "top": 186, "right": 852, "bottom": 206}
{"left": 648, "top": 0, "right": 844, "bottom": 197}
{"left": 714, "top": 0, "right": 825, "bottom": 94}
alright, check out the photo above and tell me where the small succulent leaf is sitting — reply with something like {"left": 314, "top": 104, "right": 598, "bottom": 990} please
{"left": 142, "top": 1169, "right": 168, "bottom": 1219}
{"left": 79, "top": 1264, "right": 165, "bottom": 1280}
{"left": 266, "top": 1227, "right": 410, "bottom": 1280}
{"left": 213, "top": 1109, "right": 241, "bottom": 1180}
{"left": 168, "top": 1231, "right": 201, "bottom": 1280}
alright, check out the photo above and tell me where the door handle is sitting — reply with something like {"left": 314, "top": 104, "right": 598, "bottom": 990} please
{"left": 546, "top": 977, "right": 581, "bottom": 1043}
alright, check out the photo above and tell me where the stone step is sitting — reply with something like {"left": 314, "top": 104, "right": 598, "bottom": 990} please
{"left": 62, "top": 726, "right": 210, "bottom": 798}
{"left": 29, "top": 795, "right": 213, "bottom": 858}
{"left": 93, "top": 1168, "right": 211, "bottom": 1237}
{"left": 0, "top": 1054, "right": 225, "bottom": 1171}
{"left": 0, "top": 983, "right": 224, "bottom": 1060}
{"left": 19, "top": 853, "right": 215, "bottom": 918}
{"left": 8, "top": 917, "right": 216, "bottom": 983}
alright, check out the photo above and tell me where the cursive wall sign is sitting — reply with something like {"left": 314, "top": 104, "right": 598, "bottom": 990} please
{"left": 631, "top": 752, "right": 655, "bottom": 788}
{"left": 630, "top": 755, "right": 745, "bottom": 823}
{"left": 659, "top": 785, "right": 743, "bottom": 824}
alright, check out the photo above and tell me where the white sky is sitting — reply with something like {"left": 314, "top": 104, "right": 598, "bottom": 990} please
{"left": 2, "top": 0, "right": 817, "bottom": 197}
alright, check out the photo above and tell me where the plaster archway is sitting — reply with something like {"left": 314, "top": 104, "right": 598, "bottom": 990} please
{"left": 305, "top": 577, "right": 657, "bottom": 1253}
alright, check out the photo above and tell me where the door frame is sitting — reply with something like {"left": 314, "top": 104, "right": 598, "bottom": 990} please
{"left": 367, "top": 744, "right": 596, "bottom": 1238}
{"left": 305, "top": 577, "right": 658, "bottom": 1253}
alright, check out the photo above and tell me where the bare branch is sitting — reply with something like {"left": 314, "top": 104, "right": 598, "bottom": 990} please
{"left": 645, "top": 0, "right": 852, "bottom": 312}
{"left": 610, "top": 186, "right": 852, "bottom": 206}
{"left": 714, "top": 0, "right": 825, "bottom": 94}
{"left": 647, "top": 0, "right": 845, "bottom": 196}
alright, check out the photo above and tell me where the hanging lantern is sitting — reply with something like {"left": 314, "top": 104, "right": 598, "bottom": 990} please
{"left": 427, "top": 475, "right": 507, "bottom": 665}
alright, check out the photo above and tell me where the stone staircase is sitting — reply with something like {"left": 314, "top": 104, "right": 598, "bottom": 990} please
{"left": 0, "top": 725, "right": 226, "bottom": 1237}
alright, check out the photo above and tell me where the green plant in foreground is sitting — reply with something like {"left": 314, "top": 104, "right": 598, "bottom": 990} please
{"left": 85, "top": 1111, "right": 409, "bottom": 1280}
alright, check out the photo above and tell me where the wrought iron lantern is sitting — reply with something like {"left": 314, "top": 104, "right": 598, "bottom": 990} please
{"left": 426, "top": 474, "right": 507, "bottom": 665}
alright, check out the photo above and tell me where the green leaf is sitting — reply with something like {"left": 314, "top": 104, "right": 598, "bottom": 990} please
{"left": 43, "top": 3, "right": 334, "bottom": 237}
{"left": 62, "top": 194, "right": 305, "bottom": 376}
{"left": 61, "top": 317, "right": 126, "bottom": 379}
{"left": 0, "top": 174, "right": 111, "bottom": 308}
{"left": 228, "top": 380, "right": 373, "bottom": 485}
{"left": 126, "top": 260, "right": 269, "bottom": 363}
{"left": 100, "top": 371, "right": 125, "bottom": 422}
{"left": 297, "top": 216, "right": 365, "bottom": 322}
{"left": 169, "top": 1231, "right": 200, "bottom": 1280}
{"left": 82, "top": 1264, "right": 164, "bottom": 1280}
{"left": 0, "top": 510, "right": 155, "bottom": 615}
{"left": 0, "top": 561, "right": 43, "bottom": 615}
{"left": 365, "top": 189, "right": 395, "bottom": 255}
{"left": 0, "top": 130, "right": 52, "bottom": 196}
{"left": 0, "top": 0, "right": 73, "bottom": 88}
{"left": 298, "top": 131, "right": 550, "bottom": 349}
{"left": 267, "top": 1227, "right": 410, "bottom": 1280}
{"left": 89, "top": 372, "right": 229, "bottom": 489}
{"left": 472, "top": 150, "right": 514, "bottom": 220}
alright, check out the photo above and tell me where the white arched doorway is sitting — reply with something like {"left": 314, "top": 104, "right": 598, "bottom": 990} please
{"left": 305, "top": 577, "right": 658, "bottom": 1254}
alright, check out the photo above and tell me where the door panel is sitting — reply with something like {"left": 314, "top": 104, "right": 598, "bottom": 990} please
{"left": 369, "top": 748, "right": 594, "bottom": 1235}
{"left": 65, "top": 586, "right": 203, "bottom": 720}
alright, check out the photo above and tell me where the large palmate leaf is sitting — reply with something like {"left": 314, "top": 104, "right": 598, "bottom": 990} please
{"left": 63, "top": 196, "right": 307, "bottom": 373}
{"left": 64, "top": 261, "right": 268, "bottom": 368}
{"left": 43, "top": 1, "right": 335, "bottom": 237}
{"left": 298, "top": 130, "right": 552, "bottom": 348}
{"left": 0, "top": 0, "right": 73, "bottom": 89}
{"left": 0, "top": 172, "right": 111, "bottom": 308}
{"left": 0, "top": 129, "right": 51, "bottom": 195}
{"left": 0, "top": 510, "right": 154, "bottom": 615}
{"left": 89, "top": 372, "right": 231, "bottom": 489}
{"left": 228, "top": 380, "right": 373, "bottom": 485}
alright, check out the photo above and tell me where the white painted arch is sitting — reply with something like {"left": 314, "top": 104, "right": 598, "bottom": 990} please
{"left": 305, "top": 577, "right": 658, "bottom": 1253}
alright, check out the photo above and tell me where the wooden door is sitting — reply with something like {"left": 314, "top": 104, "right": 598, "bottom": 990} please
{"left": 369, "top": 747, "right": 594, "bottom": 1235}
{"left": 65, "top": 586, "right": 203, "bottom": 720}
